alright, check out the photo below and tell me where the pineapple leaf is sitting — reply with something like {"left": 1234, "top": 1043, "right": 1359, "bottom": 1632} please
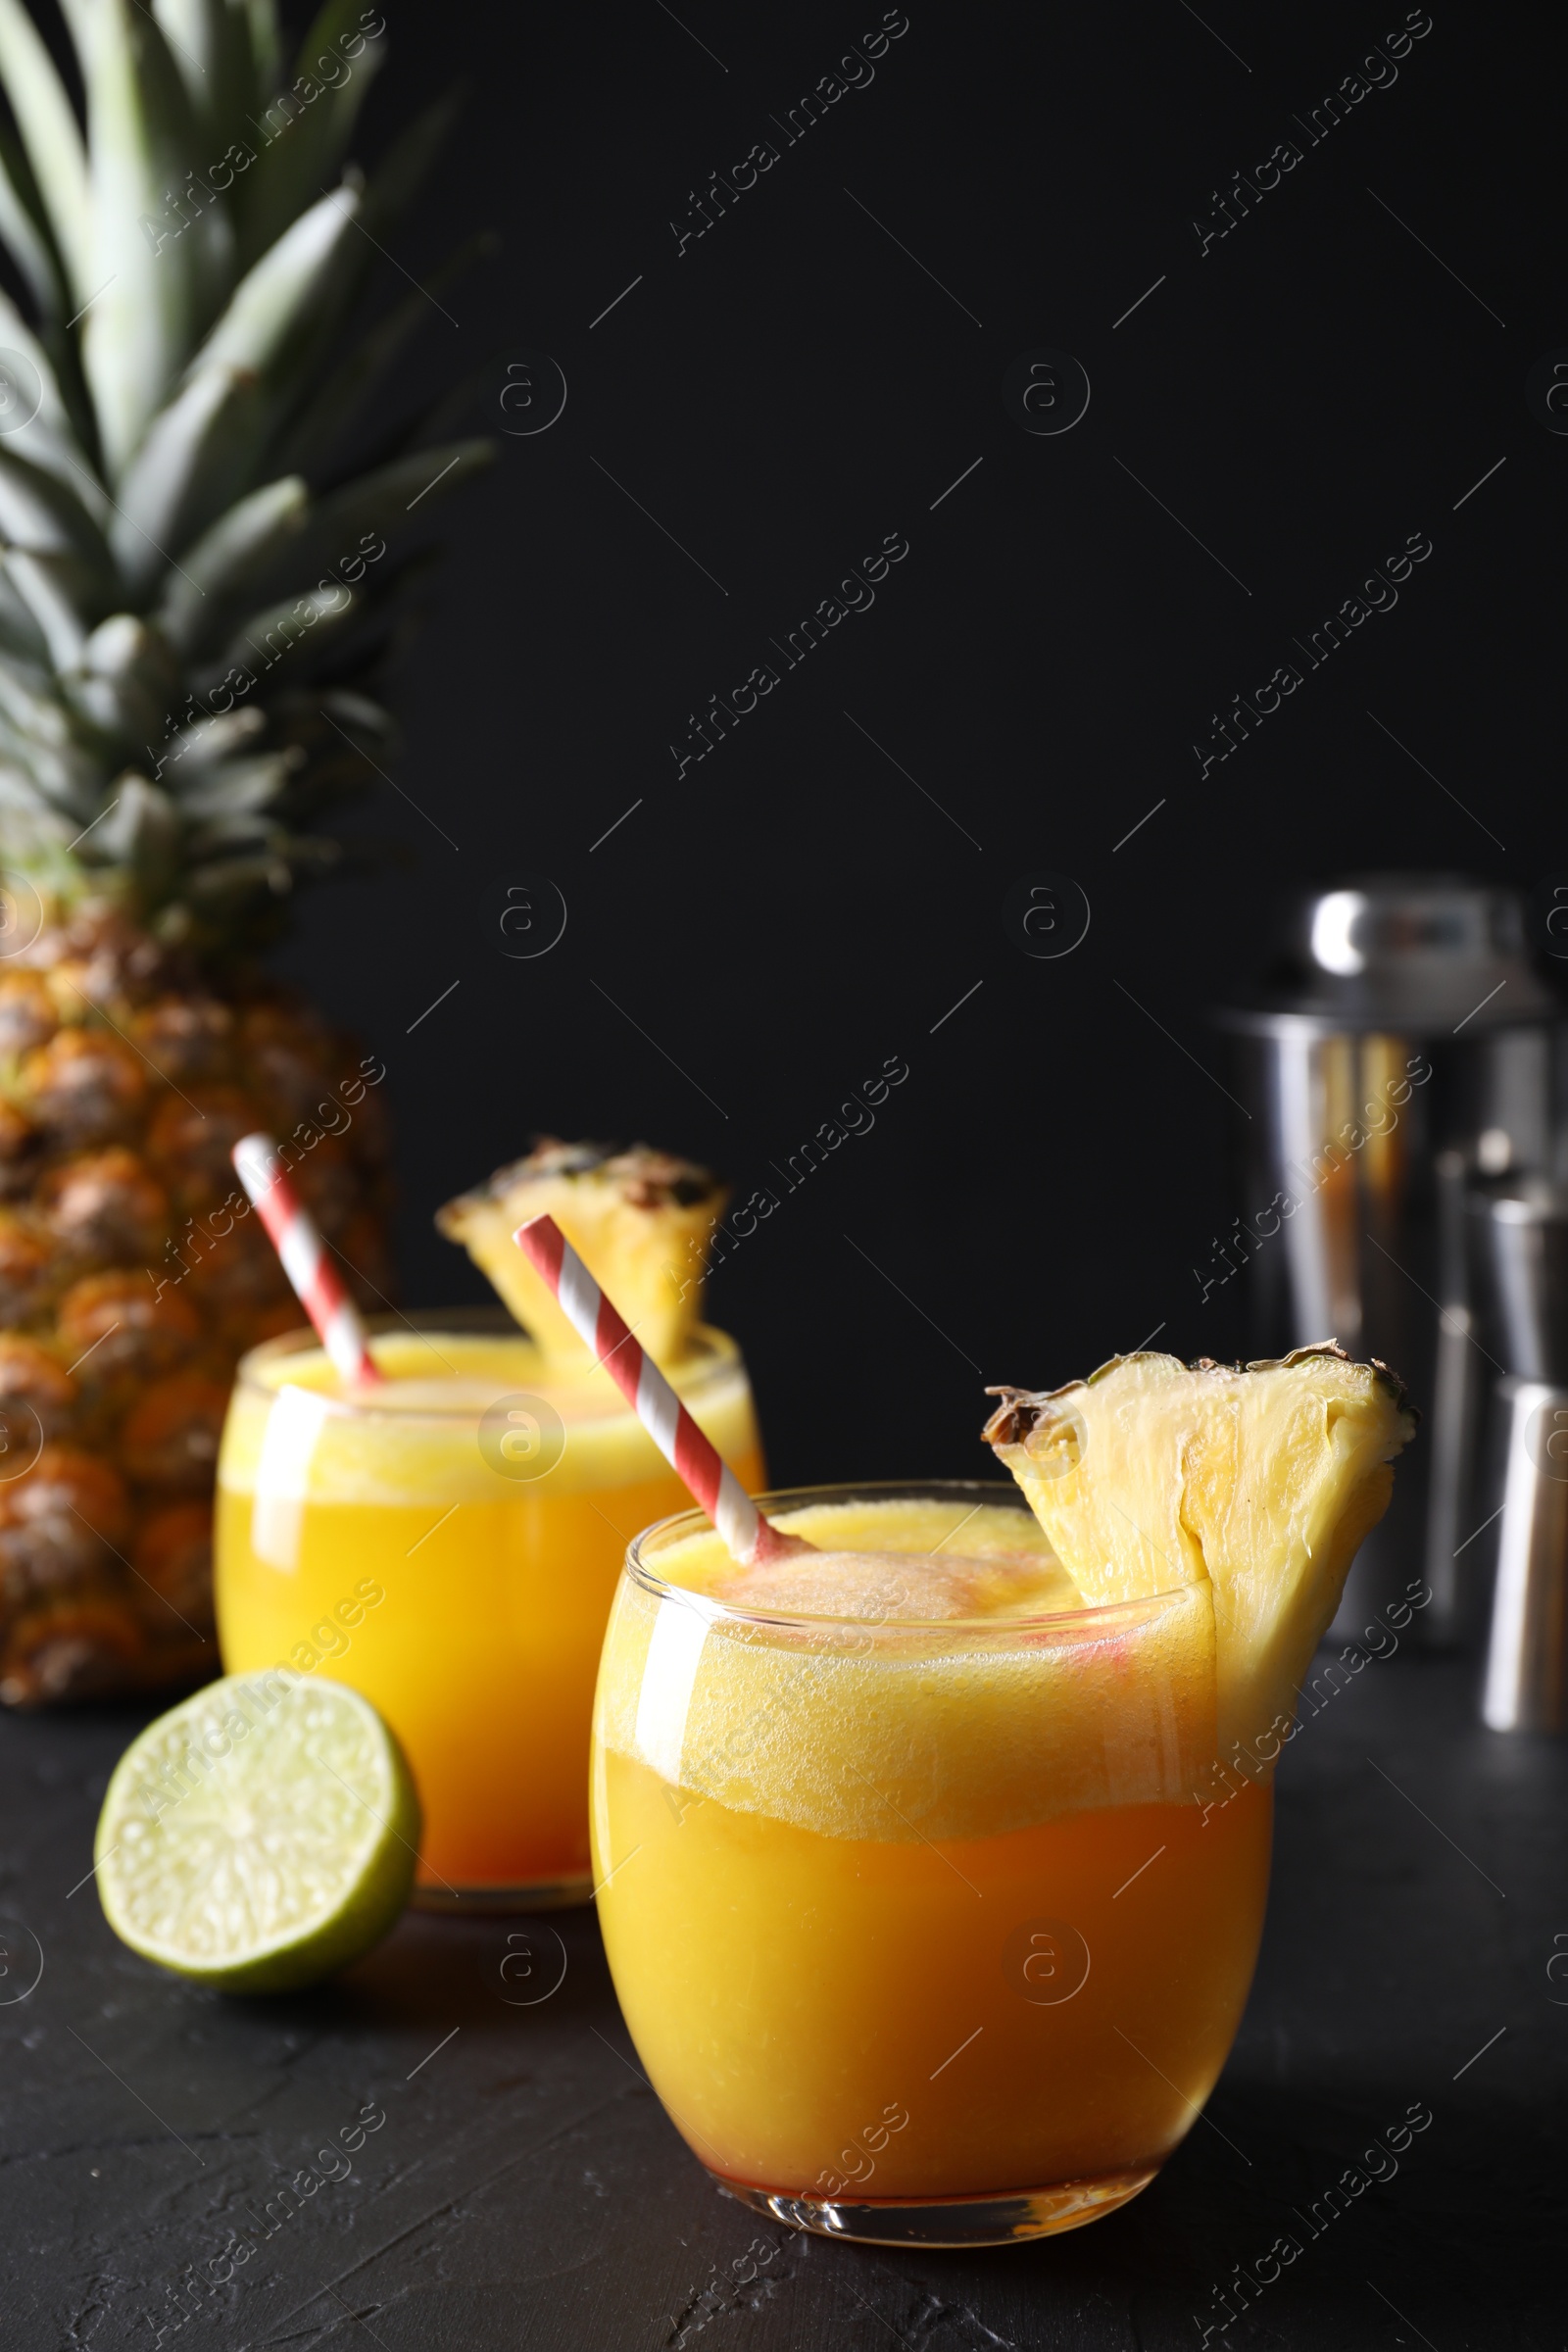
{"left": 156, "top": 471, "right": 308, "bottom": 652}
{"left": 77, "top": 0, "right": 233, "bottom": 479}
{"left": 63, "top": 612, "right": 179, "bottom": 746}
{"left": 107, "top": 364, "right": 255, "bottom": 595}
{"left": 151, "top": 0, "right": 257, "bottom": 153}
{"left": 0, "top": 445, "right": 116, "bottom": 588}
{"left": 196, "top": 575, "right": 362, "bottom": 688}
{"left": 270, "top": 231, "right": 494, "bottom": 480}
{"left": 0, "top": 661, "right": 102, "bottom": 815}
{"left": 241, "top": 0, "right": 282, "bottom": 98}
{"left": 0, "top": 0, "right": 93, "bottom": 305}
{"left": 159, "top": 703, "right": 265, "bottom": 767}
{"left": 2, "top": 550, "right": 90, "bottom": 668}
{"left": 299, "top": 437, "right": 493, "bottom": 569}
{"left": 182, "top": 810, "right": 282, "bottom": 856}
{"left": 0, "top": 288, "right": 104, "bottom": 500}
{"left": 359, "top": 83, "right": 463, "bottom": 238}
{"left": 110, "top": 183, "right": 363, "bottom": 584}
{"left": 0, "top": 119, "right": 67, "bottom": 317}
{"left": 288, "top": 546, "right": 437, "bottom": 682}
{"left": 0, "top": 561, "right": 47, "bottom": 661}
{"left": 197, "top": 178, "right": 362, "bottom": 376}
{"left": 172, "top": 745, "right": 296, "bottom": 814}
{"left": 321, "top": 347, "right": 496, "bottom": 501}
{"left": 238, "top": 0, "right": 385, "bottom": 267}
{"left": 317, "top": 684, "right": 391, "bottom": 736}
{"left": 0, "top": 778, "right": 74, "bottom": 876}
{"left": 52, "top": 0, "right": 96, "bottom": 63}
{"left": 88, "top": 769, "right": 182, "bottom": 896}
{"left": 179, "top": 838, "right": 341, "bottom": 915}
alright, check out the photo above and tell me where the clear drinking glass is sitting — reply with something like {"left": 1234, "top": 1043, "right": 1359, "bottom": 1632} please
{"left": 590, "top": 1480, "right": 1272, "bottom": 2246}
{"left": 215, "top": 1308, "right": 764, "bottom": 1907}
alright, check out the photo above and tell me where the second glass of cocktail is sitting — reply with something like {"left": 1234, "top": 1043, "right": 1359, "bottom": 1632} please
{"left": 215, "top": 1141, "right": 763, "bottom": 1906}
{"left": 216, "top": 1312, "right": 762, "bottom": 1904}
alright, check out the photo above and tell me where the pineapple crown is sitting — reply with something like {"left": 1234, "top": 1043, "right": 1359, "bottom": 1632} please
{"left": 0, "top": 0, "right": 493, "bottom": 949}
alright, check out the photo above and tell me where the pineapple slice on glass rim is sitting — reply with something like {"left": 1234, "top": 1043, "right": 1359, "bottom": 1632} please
{"left": 436, "top": 1139, "right": 729, "bottom": 1369}
{"left": 982, "top": 1344, "right": 1417, "bottom": 1763}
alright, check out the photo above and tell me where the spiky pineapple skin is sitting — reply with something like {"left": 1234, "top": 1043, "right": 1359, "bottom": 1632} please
{"left": 0, "top": 900, "right": 392, "bottom": 1706}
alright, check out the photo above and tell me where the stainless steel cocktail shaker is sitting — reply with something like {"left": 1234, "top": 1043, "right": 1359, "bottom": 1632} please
{"left": 1218, "top": 875, "right": 1564, "bottom": 1642}
{"left": 1466, "top": 1183, "right": 1568, "bottom": 1729}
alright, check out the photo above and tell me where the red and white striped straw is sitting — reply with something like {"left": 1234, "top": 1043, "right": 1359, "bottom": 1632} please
{"left": 232, "top": 1132, "right": 383, "bottom": 1388}
{"left": 514, "top": 1213, "right": 805, "bottom": 1566}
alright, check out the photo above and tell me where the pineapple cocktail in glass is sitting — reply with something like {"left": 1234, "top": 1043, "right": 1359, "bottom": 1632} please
{"left": 592, "top": 1482, "right": 1269, "bottom": 2243}
{"left": 591, "top": 1348, "right": 1414, "bottom": 2245}
{"left": 216, "top": 1311, "right": 763, "bottom": 1904}
{"left": 217, "top": 1138, "right": 760, "bottom": 1903}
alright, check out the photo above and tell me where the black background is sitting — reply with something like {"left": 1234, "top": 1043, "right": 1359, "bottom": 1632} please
{"left": 270, "top": 0, "right": 1563, "bottom": 1488}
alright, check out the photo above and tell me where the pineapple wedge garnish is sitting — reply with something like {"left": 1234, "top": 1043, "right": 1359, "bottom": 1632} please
{"left": 982, "top": 1346, "right": 1416, "bottom": 1760}
{"left": 436, "top": 1140, "right": 727, "bottom": 1368}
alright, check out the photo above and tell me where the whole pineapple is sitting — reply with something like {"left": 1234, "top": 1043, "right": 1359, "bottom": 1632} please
{"left": 0, "top": 0, "right": 491, "bottom": 1703}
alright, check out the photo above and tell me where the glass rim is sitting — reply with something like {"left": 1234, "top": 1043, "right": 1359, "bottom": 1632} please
{"left": 623, "top": 1477, "right": 1196, "bottom": 1634}
{"left": 233, "top": 1306, "right": 745, "bottom": 1421}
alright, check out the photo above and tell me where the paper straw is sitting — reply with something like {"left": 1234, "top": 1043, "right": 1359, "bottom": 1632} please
{"left": 514, "top": 1212, "right": 805, "bottom": 1566}
{"left": 231, "top": 1132, "right": 383, "bottom": 1387}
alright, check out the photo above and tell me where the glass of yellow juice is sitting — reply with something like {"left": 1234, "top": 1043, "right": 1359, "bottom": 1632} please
{"left": 591, "top": 1480, "right": 1272, "bottom": 2245}
{"left": 216, "top": 1309, "right": 764, "bottom": 1907}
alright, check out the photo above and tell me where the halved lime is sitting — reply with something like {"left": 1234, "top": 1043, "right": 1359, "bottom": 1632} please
{"left": 95, "top": 1672, "right": 420, "bottom": 1994}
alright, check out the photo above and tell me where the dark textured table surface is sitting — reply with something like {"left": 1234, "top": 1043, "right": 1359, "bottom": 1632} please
{"left": 3, "top": 1654, "right": 1561, "bottom": 2351}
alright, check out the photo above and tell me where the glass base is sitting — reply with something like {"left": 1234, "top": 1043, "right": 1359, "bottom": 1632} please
{"left": 715, "top": 2165, "right": 1157, "bottom": 2246}
{"left": 412, "top": 1875, "right": 594, "bottom": 1914}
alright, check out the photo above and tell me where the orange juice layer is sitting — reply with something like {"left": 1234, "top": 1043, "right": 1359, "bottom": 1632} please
{"left": 592, "top": 1497, "right": 1271, "bottom": 2200}
{"left": 217, "top": 1329, "right": 761, "bottom": 1891}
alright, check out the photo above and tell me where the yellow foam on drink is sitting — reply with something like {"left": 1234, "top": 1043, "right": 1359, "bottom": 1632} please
{"left": 219, "top": 1329, "right": 754, "bottom": 1507}
{"left": 594, "top": 1497, "right": 1216, "bottom": 1846}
